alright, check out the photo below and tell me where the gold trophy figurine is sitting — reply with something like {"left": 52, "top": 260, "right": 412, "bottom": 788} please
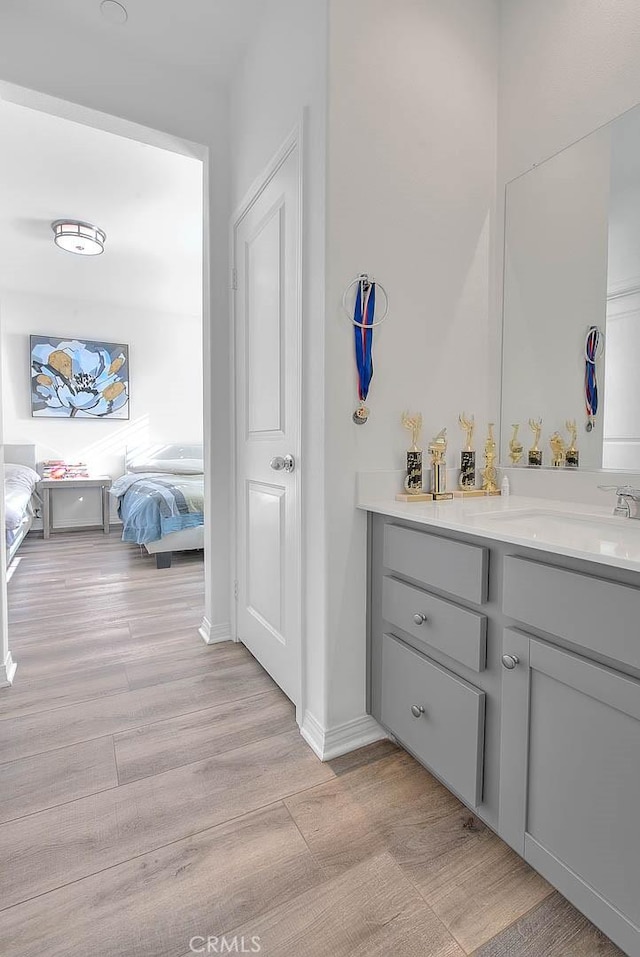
{"left": 509, "top": 424, "right": 524, "bottom": 466}
{"left": 550, "top": 431, "right": 566, "bottom": 468}
{"left": 565, "top": 419, "right": 579, "bottom": 468}
{"left": 454, "top": 412, "right": 484, "bottom": 497}
{"left": 481, "top": 423, "right": 500, "bottom": 495}
{"left": 428, "top": 428, "right": 453, "bottom": 501}
{"left": 528, "top": 418, "right": 543, "bottom": 467}
{"left": 395, "top": 412, "right": 432, "bottom": 502}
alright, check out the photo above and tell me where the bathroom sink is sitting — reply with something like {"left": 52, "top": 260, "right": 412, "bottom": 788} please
{"left": 467, "top": 507, "right": 638, "bottom": 544}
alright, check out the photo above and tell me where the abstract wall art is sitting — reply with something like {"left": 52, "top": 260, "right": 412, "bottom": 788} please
{"left": 31, "top": 335, "right": 130, "bottom": 419}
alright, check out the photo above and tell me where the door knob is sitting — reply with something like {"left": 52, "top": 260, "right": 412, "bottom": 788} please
{"left": 410, "top": 704, "right": 425, "bottom": 718}
{"left": 413, "top": 613, "right": 427, "bottom": 625}
{"left": 501, "top": 654, "right": 520, "bottom": 670}
{"left": 270, "top": 454, "right": 295, "bottom": 473}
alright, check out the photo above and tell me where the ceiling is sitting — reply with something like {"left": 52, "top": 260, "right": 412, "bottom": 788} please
{"left": 0, "top": 100, "right": 203, "bottom": 315}
{"left": 0, "top": 0, "right": 267, "bottom": 83}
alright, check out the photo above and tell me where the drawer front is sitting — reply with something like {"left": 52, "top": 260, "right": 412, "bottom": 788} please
{"left": 503, "top": 556, "right": 640, "bottom": 671}
{"left": 382, "top": 576, "right": 486, "bottom": 672}
{"left": 381, "top": 633, "right": 485, "bottom": 807}
{"left": 384, "top": 523, "right": 488, "bottom": 604}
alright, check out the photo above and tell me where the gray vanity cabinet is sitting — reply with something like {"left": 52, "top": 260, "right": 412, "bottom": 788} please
{"left": 499, "top": 629, "right": 640, "bottom": 955}
{"left": 368, "top": 511, "right": 640, "bottom": 955}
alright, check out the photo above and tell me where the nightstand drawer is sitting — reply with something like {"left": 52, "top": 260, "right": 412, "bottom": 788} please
{"left": 381, "top": 633, "right": 485, "bottom": 807}
{"left": 382, "top": 576, "right": 486, "bottom": 672}
{"left": 383, "top": 523, "right": 488, "bottom": 604}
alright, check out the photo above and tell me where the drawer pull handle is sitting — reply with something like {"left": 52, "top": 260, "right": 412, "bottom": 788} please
{"left": 501, "top": 654, "right": 520, "bottom": 670}
{"left": 410, "top": 704, "right": 425, "bottom": 718}
{"left": 412, "top": 613, "right": 427, "bottom": 625}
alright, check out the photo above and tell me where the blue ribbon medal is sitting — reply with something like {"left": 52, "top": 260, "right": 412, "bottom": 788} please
{"left": 353, "top": 279, "right": 375, "bottom": 424}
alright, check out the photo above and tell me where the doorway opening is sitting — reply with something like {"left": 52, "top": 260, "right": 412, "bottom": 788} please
{"left": 0, "top": 89, "right": 210, "bottom": 686}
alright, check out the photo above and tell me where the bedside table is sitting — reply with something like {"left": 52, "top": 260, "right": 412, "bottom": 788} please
{"left": 39, "top": 476, "right": 113, "bottom": 539}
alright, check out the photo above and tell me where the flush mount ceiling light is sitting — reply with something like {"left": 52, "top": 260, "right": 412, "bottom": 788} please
{"left": 100, "top": 0, "right": 128, "bottom": 24}
{"left": 51, "top": 220, "right": 107, "bottom": 256}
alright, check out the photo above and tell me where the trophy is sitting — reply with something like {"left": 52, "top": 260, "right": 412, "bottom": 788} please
{"left": 428, "top": 428, "right": 453, "bottom": 501}
{"left": 565, "top": 420, "right": 579, "bottom": 468}
{"left": 549, "top": 431, "right": 566, "bottom": 468}
{"left": 528, "top": 418, "right": 543, "bottom": 467}
{"left": 481, "top": 423, "right": 500, "bottom": 495}
{"left": 395, "top": 412, "right": 432, "bottom": 502}
{"left": 509, "top": 424, "right": 523, "bottom": 465}
{"left": 453, "top": 413, "right": 484, "bottom": 497}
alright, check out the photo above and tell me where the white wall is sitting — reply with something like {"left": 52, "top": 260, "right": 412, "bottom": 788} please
{"left": 229, "top": 0, "right": 329, "bottom": 727}
{"left": 0, "top": 14, "right": 231, "bottom": 635}
{"left": 1, "top": 291, "right": 202, "bottom": 527}
{"left": 325, "top": 0, "right": 499, "bottom": 731}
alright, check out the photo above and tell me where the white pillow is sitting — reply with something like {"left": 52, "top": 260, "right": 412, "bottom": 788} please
{"left": 4, "top": 463, "right": 40, "bottom": 492}
{"left": 128, "top": 458, "right": 204, "bottom": 475}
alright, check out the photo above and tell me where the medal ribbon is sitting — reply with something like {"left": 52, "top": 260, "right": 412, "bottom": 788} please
{"left": 354, "top": 280, "right": 375, "bottom": 403}
{"left": 585, "top": 326, "right": 601, "bottom": 421}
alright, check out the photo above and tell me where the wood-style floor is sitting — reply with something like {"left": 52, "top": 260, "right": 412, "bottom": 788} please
{"left": 0, "top": 530, "right": 624, "bottom": 957}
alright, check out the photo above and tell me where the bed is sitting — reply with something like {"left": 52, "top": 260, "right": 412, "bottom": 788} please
{"left": 4, "top": 444, "right": 39, "bottom": 566}
{"left": 110, "top": 444, "right": 204, "bottom": 568}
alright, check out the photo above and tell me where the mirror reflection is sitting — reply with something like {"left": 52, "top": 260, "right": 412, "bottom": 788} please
{"left": 501, "top": 104, "right": 640, "bottom": 471}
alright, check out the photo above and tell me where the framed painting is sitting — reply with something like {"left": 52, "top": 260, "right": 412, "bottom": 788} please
{"left": 31, "top": 335, "right": 130, "bottom": 419}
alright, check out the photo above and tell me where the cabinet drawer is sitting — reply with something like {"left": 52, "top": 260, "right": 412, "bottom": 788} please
{"left": 384, "top": 523, "right": 488, "bottom": 604}
{"left": 381, "top": 633, "right": 485, "bottom": 807}
{"left": 382, "top": 576, "right": 486, "bottom": 671}
{"left": 503, "top": 556, "right": 640, "bottom": 671}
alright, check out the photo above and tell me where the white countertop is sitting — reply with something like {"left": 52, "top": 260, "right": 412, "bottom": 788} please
{"left": 357, "top": 493, "right": 640, "bottom": 573}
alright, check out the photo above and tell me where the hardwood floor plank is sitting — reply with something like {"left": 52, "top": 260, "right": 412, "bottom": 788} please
{"left": 127, "top": 608, "right": 205, "bottom": 638}
{"left": 114, "top": 688, "right": 296, "bottom": 783}
{"left": 0, "top": 728, "right": 334, "bottom": 909}
{"left": 327, "top": 738, "right": 400, "bottom": 776}
{"left": 218, "top": 852, "right": 465, "bottom": 957}
{"left": 123, "top": 639, "right": 245, "bottom": 690}
{"left": 470, "top": 891, "right": 625, "bottom": 957}
{"left": 0, "top": 737, "right": 117, "bottom": 824}
{"left": 284, "top": 776, "right": 387, "bottom": 878}
{"left": 403, "top": 824, "right": 552, "bottom": 953}
{"left": 0, "top": 662, "right": 130, "bottom": 718}
{"left": 0, "top": 804, "right": 325, "bottom": 957}
{"left": 0, "top": 658, "right": 275, "bottom": 763}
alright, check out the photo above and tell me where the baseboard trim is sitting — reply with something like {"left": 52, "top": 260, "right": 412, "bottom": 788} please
{"left": 0, "top": 651, "right": 17, "bottom": 689}
{"left": 199, "top": 617, "right": 232, "bottom": 645}
{"left": 300, "top": 710, "right": 388, "bottom": 762}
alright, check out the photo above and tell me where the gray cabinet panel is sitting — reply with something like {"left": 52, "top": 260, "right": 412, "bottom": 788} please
{"left": 498, "top": 629, "right": 530, "bottom": 854}
{"left": 503, "top": 555, "right": 640, "bottom": 671}
{"left": 500, "top": 631, "right": 640, "bottom": 955}
{"left": 384, "top": 524, "right": 488, "bottom": 604}
{"left": 381, "top": 633, "right": 485, "bottom": 807}
{"left": 382, "top": 576, "right": 486, "bottom": 672}
{"left": 527, "top": 640, "right": 640, "bottom": 932}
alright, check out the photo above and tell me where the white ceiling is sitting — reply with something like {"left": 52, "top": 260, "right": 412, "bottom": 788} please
{"left": 0, "top": 0, "right": 266, "bottom": 83}
{"left": 0, "top": 100, "right": 203, "bottom": 315}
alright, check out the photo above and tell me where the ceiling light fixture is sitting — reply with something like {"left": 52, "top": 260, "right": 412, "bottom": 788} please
{"left": 51, "top": 220, "right": 107, "bottom": 256}
{"left": 100, "top": 0, "right": 128, "bottom": 24}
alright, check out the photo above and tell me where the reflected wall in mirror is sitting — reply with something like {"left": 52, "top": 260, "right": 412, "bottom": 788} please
{"left": 501, "top": 104, "right": 640, "bottom": 471}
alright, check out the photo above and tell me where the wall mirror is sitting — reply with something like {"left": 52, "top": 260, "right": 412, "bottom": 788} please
{"left": 501, "top": 102, "right": 640, "bottom": 471}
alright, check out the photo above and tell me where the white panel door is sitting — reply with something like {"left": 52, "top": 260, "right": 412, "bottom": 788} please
{"left": 234, "top": 139, "right": 301, "bottom": 705}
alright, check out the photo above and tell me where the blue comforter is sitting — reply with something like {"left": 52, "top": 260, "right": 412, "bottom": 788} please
{"left": 110, "top": 472, "right": 205, "bottom": 544}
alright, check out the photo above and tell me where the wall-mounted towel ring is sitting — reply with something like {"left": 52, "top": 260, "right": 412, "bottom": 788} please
{"left": 342, "top": 273, "right": 390, "bottom": 327}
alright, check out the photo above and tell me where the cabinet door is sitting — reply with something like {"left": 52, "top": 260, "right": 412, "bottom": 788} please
{"left": 499, "top": 629, "right": 640, "bottom": 956}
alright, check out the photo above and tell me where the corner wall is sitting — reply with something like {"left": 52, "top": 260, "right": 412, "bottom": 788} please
{"left": 324, "top": 0, "right": 499, "bottom": 733}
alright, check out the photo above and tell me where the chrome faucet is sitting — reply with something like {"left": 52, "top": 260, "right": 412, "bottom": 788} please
{"left": 599, "top": 485, "right": 640, "bottom": 519}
